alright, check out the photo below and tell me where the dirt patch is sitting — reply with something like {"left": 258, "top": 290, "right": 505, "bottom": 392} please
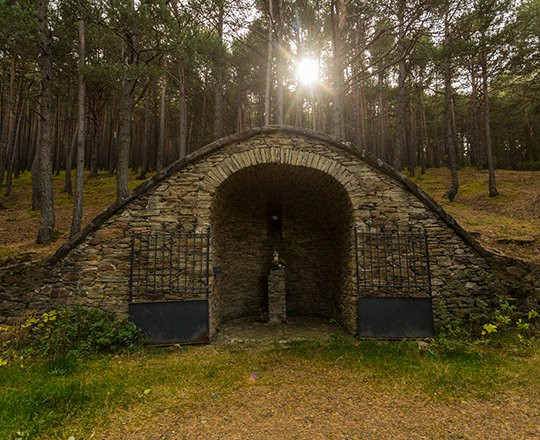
{"left": 213, "top": 316, "right": 343, "bottom": 345}
{"left": 101, "top": 360, "right": 539, "bottom": 439}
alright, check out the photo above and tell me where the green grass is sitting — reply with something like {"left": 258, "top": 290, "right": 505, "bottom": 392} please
{"left": 1, "top": 337, "right": 538, "bottom": 439}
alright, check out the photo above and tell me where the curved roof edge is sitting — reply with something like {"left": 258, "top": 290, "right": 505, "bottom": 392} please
{"left": 46, "top": 126, "right": 522, "bottom": 266}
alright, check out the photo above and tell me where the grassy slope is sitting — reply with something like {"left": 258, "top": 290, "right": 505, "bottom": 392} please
{"left": 1, "top": 167, "right": 538, "bottom": 265}
{"left": 0, "top": 338, "right": 538, "bottom": 438}
{"left": 410, "top": 168, "right": 540, "bottom": 263}
{"left": 0, "top": 171, "right": 149, "bottom": 264}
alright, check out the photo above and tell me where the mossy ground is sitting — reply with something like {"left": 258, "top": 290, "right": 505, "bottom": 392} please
{"left": 0, "top": 170, "right": 151, "bottom": 264}
{"left": 1, "top": 336, "right": 538, "bottom": 439}
{"left": 410, "top": 168, "right": 540, "bottom": 263}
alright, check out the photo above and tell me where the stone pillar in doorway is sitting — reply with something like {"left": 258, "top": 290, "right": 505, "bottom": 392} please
{"left": 268, "top": 250, "right": 286, "bottom": 323}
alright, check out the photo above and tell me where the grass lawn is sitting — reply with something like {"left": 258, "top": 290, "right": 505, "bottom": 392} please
{"left": 1, "top": 336, "right": 539, "bottom": 439}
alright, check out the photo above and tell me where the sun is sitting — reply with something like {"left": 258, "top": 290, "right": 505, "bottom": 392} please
{"left": 296, "top": 58, "right": 319, "bottom": 86}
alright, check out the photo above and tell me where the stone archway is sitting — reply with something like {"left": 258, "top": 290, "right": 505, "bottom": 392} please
{"left": 210, "top": 162, "right": 353, "bottom": 330}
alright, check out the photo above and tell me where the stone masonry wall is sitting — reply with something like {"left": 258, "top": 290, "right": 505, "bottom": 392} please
{"left": 1, "top": 128, "right": 538, "bottom": 336}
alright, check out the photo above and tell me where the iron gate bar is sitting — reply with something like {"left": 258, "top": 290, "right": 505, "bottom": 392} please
{"left": 354, "top": 225, "right": 433, "bottom": 338}
{"left": 353, "top": 226, "right": 432, "bottom": 297}
{"left": 129, "top": 225, "right": 211, "bottom": 300}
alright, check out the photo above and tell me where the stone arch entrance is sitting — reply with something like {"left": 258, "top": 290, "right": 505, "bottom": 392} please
{"left": 210, "top": 162, "right": 353, "bottom": 330}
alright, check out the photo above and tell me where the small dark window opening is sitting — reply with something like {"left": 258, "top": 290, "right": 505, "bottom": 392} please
{"left": 267, "top": 200, "right": 282, "bottom": 238}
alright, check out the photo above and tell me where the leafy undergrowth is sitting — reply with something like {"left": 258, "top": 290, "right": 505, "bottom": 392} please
{"left": 411, "top": 168, "right": 540, "bottom": 263}
{"left": 0, "top": 336, "right": 538, "bottom": 439}
{"left": 0, "top": 170, "right": 152, "bottom": 265}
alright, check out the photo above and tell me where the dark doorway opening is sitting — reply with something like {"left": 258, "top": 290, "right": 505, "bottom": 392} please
{"left": 211, "top": 163, "right": 353, "bottom": 330}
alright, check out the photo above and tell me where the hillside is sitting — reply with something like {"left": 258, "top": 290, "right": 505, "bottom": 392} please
{"left": 0, "top": 168, "right": 538, "bottom": 265}
{"left": 411, "top": 168, "right": 539, "bottom": 264}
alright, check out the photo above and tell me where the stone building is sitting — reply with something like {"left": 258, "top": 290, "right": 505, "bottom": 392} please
{"left": 0, "top": 127, "right": 538, "bottom": 342}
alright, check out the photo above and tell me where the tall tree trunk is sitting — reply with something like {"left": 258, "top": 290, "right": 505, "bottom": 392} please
{"left": 116, "top": 18, "right": 138, "bottom": 201}
{"left": 377, "top": 71, "right": 386, "bottom": 161}
{"left": 0, "top": 57, "right": 16, "bottom": 187}
{"left": 443, "top": 16, "right": 458, "bottom": 201}
{"left": 36, "top": 0, "right": 55, "bottom": 243}
{"left": 276, "top": 0, "right": 284, "bottom": 124}
{"left": 31, "top": 137, "right": 40, "bottom": 210}
{"left": 407, "top": 99, "right": 416, "bottom": 177}
{"left": 264, "top": 2, "right": 273, "bottom": 126}
{"left": 64, "top": 123, "right": 77, "bottom": 195}
{"left": 70, "top": 17, "right": 86, "bottom": 238}
{"left": 138, "top": 93, "right": 151, "bottom": 179}
{"left": 178, "top": 63, "right": 187, "bottom": 159}
{"left": 2, "top": 73, "right": 22, "bottom": 190}
{"left": 331, "top": 0, "right": 346, "bottom": 138}
{"left": 53, "top": 96, "right": 60, "bottom": 175}
{"left": 419, "top": 88, "right": 428, "bottom": 174}
{"left": 5, "top": 93, "right": 25, "bottom": 196}
{"left": 481, "top": 50, "right": 498, "bottom": 197}
{"left": 213, "top": 2, "right": 224, "bottom": 139}
{"left": 157, "top": 78, "right": 166, "bottom": 172}
{"left": 469, "top": 66, "right": 482, "bottom": 169}
{"left": 107, "top": 109, "right": 115, "bottom": 176}
{"left": 89, "top": 115, "right": 98, "bottom": 177}
{"left": 394, "top": 1, "right": 407, "bottom": 170}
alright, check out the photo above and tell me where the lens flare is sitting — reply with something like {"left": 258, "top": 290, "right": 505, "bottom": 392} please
{"left": 296, "top": 58, "right": 319, "bottom": 85}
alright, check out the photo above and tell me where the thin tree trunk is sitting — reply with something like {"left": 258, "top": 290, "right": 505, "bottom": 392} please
{"left": 53, "top": 96, "right": 60, "bottom": 175}
{"left": 138, "top": 93, "right": 151, "bottom": 179}
{"left": 36, "top": 0, "right": 55, "bottom": 243}
{"left": 5, "top": 94, "right": 25, "bottom": 196}
{"left": 394, "top": 1, "right": 407, "bottom": 170}
{"left": 213, "top": 2, "right": 225, "bottom": 139}
{"left": 116, "top": 19, "right": 138, "bottom": 200}
{"left": 178, "top": 63, "right": 187, "bottom": 159}
{"left": 276, "top": 0, "right": 284, "bottom": 125}
{"left": 70, "top": 17, "right": 86, "bottom": 238}
{"left": 264, "top": 2, "right": 273, "bottom": 126}
{"left": 0, "top": 57, "right": 16, "bottom": 187}
{"left": 2, "top": 74, "right": 22, "bottom": 190}
{"left": 157, "top": 78, "right": 166, "bottom": 172}
{"left": 90, "top": 115, "right": 98, "bottom": 177}
{"left": 469, "top": 66, "right": 482, "bottom": 169}
{"left": 64, "top": 123, "right": 77, "bottom": 194}
{"left": 481, "top": 50, "right": 498, "bottom": 197}
{"left": 408, "top": 99, "right": 416, "bottom": 177}
{"left": 31, "top": 136, "right": 40, "bottom": 210}
{"left": 443, "top": 16, "right": 458, "bottom": 201}
{"left": 419, "top": 88, "right": 428, "bottom": 174}
{"left": 377, "top": 71, "right": 386, "bottom": 160}
{"left": 331, "top": 0, "right": 346, "bottom": 138}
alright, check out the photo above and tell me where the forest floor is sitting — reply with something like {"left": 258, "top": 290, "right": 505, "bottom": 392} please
{"left": 1, "top": 333, "right": 539, "bottom": 439}
{"left": 0, "top": 167, "right": 538, "bottom": 266}
{"left": 410, "top": 168, "right": 540, "bottom": 264}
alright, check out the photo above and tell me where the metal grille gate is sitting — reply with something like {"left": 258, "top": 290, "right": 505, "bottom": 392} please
{"left": 129, "top": 224, "right": 210, "bottom": 344}
{"left": 354, "top": 225, "right": 433, "bottom": 338}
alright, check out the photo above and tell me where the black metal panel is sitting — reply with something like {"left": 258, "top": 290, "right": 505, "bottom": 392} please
{"left": 129, "top": 300, "right": 209, "bottom": 344}
{"left": 358, "top": 297, "right": 433, "bottom": 338}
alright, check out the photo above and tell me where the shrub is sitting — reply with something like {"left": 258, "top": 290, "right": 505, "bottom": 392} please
{"left": 522, "top": 160, "right": 540, "bottom": 171}
{"left": 479, "top": 297, "right": 539, "bottom": 345}
{"left": 0, "top": 307, "right": 146, "bottom": 371}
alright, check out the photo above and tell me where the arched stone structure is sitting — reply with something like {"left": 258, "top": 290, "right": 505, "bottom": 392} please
{"left": 211, "top": 163, "right": 354, "bottom": 328}
{"left": 1, "top": 127, "right": 538, "bottom": 337}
